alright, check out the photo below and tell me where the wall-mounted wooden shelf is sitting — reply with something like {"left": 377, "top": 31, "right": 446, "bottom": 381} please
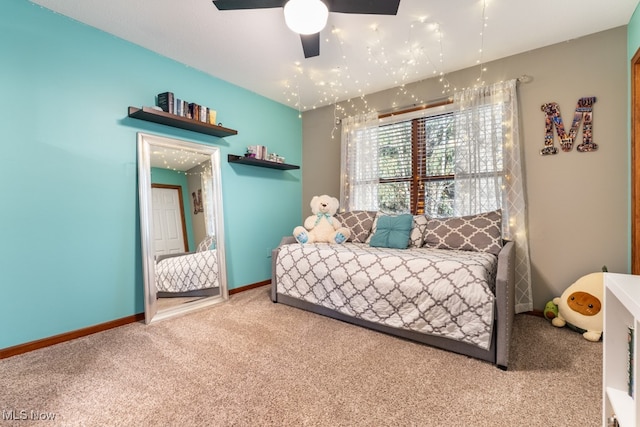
{"left": 227, "top": 154, "right": 299, "bottom": 170}
{"left": 128, "top": 106, "right": 238, "bottom": 138}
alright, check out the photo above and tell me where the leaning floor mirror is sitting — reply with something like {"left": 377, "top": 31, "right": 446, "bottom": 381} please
{"left": 137, "top": 132, "right": 228, "bottom": 324}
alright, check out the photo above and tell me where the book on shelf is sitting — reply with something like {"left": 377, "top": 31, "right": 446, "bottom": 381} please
{"left": 157, "top": 92, "right": 174, "bottom": 114}
{"left": 182, "top": 100, "right": 189, "bottom": 118}
{"left": 156, "top": 92, "right": 217, "bottom": 124}
{"left": 629, "top": 325, "right": 634, "bottom": 398}
{"left": 188, "top": 103, "right": 199, "bottom": 122}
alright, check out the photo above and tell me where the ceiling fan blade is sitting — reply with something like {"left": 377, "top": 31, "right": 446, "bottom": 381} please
{"left": 300, "top": 33, "right": 320, "bottom": 58}
{"left": 212, "top": 0, "right": 286, "bottom": 10}
{"left": 327, "top": 0, "right": 400, "bottom": 15}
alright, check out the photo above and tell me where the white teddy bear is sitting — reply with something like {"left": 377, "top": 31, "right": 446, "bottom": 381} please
{"left": 293, "top": 195, "right": 351, "bottom": 244}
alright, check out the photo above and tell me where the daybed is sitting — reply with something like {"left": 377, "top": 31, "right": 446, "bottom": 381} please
{"left": 271, "top": 211, "right": 516, "bottom": 369}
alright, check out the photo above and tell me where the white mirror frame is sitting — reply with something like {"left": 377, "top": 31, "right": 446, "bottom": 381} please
{"left": 137, "top": 132, "right": 228, "bottom": 324}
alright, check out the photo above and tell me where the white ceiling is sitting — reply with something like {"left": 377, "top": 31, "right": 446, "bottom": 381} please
{"left": 31, "top": 0, "right": 638, "bottom": 111}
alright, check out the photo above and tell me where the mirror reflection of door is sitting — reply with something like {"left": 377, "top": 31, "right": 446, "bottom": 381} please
{"left": 152, "top": 185, "right": 188, "bottom": 255}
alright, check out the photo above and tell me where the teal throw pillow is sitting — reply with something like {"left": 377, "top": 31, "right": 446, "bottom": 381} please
{"left": 369, "top": 214, "right": 413, "bottom": 249}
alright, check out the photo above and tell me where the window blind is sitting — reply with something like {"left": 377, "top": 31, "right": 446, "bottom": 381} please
{"left": 377, "top": 112, "right": 457, "bottom": 216}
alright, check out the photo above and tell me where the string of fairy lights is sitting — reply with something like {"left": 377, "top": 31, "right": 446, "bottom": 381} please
{"left": 152, "top": 149, "right": 212, "bottom": 176}
{"left": 476, "top": 0, "right": 488, "bottom": 86}
{"left": 282, "top": 0, "right": 490, "bottom": 123}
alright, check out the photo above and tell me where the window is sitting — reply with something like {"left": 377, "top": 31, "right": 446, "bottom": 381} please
{"left": 377, "top": 112, "right": 457, "bottom": 216}
{"left": 369, "top": 105, "right": 502, "bottom": 217}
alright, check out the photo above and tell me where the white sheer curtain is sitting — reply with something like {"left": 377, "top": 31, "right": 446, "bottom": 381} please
{"left": 340, "top": 111, "right": 379, "bottom": 211}
{"left": 200, "top": 160, "right": 215, "bottom": 237}
{"left": 454, "top": 79, "right": 533, "bottom": 313}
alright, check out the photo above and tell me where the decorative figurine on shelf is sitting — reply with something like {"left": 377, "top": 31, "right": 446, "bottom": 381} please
{"left": 246, "top": 145, "right": 266, "bottom": 159}
{"left": 293, "top": 195, "right": 351, "bottom": 244}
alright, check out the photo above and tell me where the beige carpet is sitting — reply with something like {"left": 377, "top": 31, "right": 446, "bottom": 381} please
{"left": 1, "top": 286, "right": 602, "bottom": 426}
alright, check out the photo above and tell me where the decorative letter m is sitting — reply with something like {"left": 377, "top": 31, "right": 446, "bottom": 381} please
{"left": 540, "top": 97, "right": 597, "bottom": 155}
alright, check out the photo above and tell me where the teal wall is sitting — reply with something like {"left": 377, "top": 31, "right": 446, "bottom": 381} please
{"left": 151, "top": 167, "right": 195, "bottom": 251}
{"left": 1, "top": 0, "right": 302, "bottom": 349}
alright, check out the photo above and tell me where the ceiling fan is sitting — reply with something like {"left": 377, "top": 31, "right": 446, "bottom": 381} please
{"left": 212, "top": 0, "right": 401, "bottom": 58}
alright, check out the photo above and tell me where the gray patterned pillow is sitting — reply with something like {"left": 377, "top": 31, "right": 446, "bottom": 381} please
{"left": 335, "top": 210, "right": 376, "bottom": 243}
{"left": 410, "top": 214, "right": 430, "bottom": 248}
{"left": 365, "top": 212, "right": 381, "bottom": 244}
{"left": 424, "top": 210, "right": 502, "bottom": 255}
{"left": 197, "top": 235, "right": 216, "bottom": 252}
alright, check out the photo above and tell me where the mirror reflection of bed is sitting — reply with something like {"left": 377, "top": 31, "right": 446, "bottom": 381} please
{"left": 154, "top": 232, "right": 221, "bottom": 310}
{"left": 138, "top": 133, "right": 228, "bottom": 323}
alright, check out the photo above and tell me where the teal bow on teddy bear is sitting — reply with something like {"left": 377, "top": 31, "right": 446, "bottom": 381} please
{"left": 315, "top": 212, "right": 333, "bottom": 226}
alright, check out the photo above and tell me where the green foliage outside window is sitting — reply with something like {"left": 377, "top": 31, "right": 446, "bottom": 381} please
{"left": 378, "top": 113, "right": 456, "bottom": 216}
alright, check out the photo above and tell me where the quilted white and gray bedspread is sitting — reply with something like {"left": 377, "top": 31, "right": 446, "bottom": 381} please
{"left": 275, "top": 243, "right": 498, "bottom": 350}
{"left": 155, "top": 250, "right": 219, "bottom": 293}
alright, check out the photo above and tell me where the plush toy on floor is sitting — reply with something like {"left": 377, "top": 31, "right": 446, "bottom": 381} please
{"left": 293, "top": 195, "right": 351, "bottom": 244}
{"left": 543, "top": 300, "right": 558, "bottom": 321}
{"left": 551, "top": 268, "right": 606, "bottom": 342}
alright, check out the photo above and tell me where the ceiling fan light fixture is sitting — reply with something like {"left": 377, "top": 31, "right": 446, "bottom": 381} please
{"left": 283, "top": 0, "right": 328, "bottom": 35}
